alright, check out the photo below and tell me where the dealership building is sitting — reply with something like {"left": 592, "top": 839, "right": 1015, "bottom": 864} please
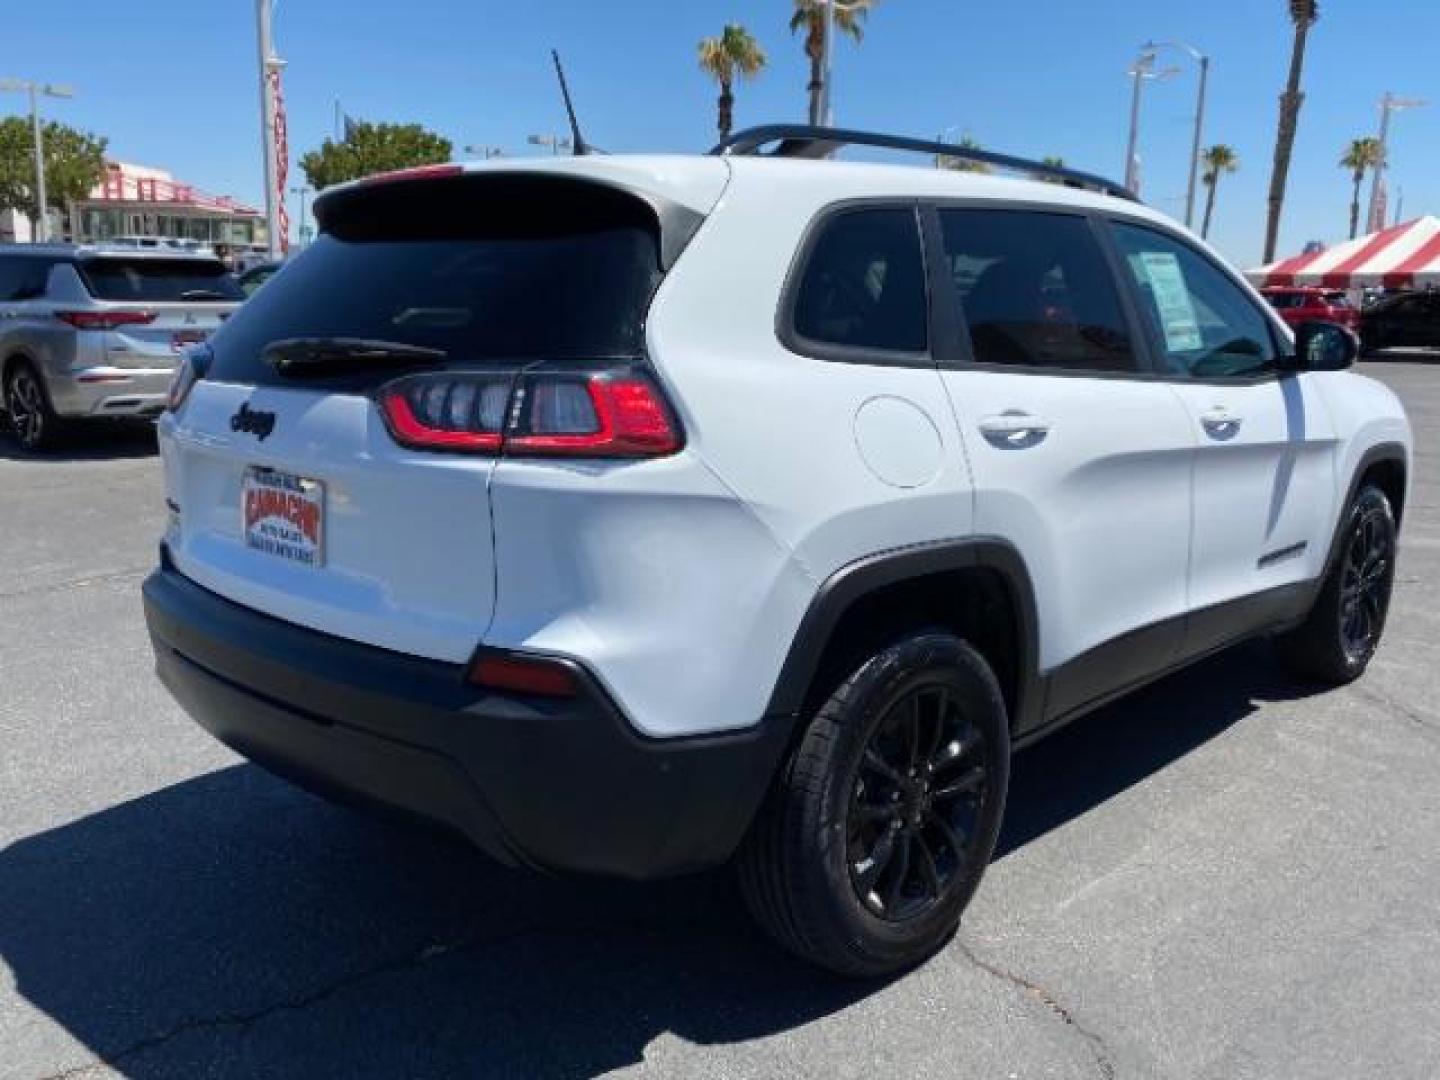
{"left": 1, "top": 160, "right": 266, "bottom": 251}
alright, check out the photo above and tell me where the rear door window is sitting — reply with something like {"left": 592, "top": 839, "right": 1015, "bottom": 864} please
{"left": 938, "top": 209, "right": 1137, "bottom": 373}
{"left": 79, "top": 257, "right": 244, "bottom": 302}
{"left": 206, "top": 174, "right": 666, "bottom": 388}
{"left": 789, "top": 206, "right": 929, "bottom": 358}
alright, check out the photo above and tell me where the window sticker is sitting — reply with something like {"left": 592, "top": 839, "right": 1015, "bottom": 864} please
{"left": 1136, "top": 251, "right": 1203, "bottom": 352}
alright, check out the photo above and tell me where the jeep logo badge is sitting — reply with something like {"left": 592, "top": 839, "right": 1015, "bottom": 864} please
{"left": 231, "top": 402, "right": 276, "bottom": 441}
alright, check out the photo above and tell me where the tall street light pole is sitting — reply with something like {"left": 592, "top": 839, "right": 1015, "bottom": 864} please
{"left": 1366, "top": 91, "right": 1425, "bottom": 234}
{"left": 0, "top": 78, "right": 75, "bottom": 243}
{"left": 1123, "top": 52, "right": 1179, "bottom": 197}
{"left": 289, "top": 184, "right": 312, "bottom": 246}
{"left": 1145, "top": 39, "right": 1209, "bottom": 230}
{"left": 256, "top": 0, "right": 285, "bottom": 260}
{"left": 817, "top": 0, "right": 866, "bottom": 128}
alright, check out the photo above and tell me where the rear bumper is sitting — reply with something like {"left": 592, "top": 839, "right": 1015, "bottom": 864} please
{"left": 49, "top": 367, "right": 172, "bottom": 417}
{"left": 142, "top": 558, "right": 790, "bottom": 879}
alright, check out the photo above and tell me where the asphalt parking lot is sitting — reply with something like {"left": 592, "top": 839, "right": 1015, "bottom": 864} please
{"left": 3, "top": 360, "right": 1439, "bottom": 1080}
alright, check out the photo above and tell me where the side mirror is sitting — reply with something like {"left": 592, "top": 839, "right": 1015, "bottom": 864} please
{"left": 1285, "top": 320, "right": 1359, "bottom": 372}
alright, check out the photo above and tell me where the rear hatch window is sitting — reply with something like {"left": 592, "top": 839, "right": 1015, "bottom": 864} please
{"left": 79, "top": 257, "right": 244, "bottom": 302}
{"left": 205, "top": 173, "right": 665, "bottom": 389}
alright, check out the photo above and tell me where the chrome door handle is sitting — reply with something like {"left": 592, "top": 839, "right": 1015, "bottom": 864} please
{"left": 1200, "top": 407, "right": 1242, "bottom": 438}
{"left": 978, "top": 412, "right": 1051, "bottom": 447}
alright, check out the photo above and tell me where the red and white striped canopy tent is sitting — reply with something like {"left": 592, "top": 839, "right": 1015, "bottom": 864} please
{"left": 1248, "top": 216, "right": 1440, "bottom": 290}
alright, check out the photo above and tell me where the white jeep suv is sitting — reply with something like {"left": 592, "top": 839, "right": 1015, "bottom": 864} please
{"left": 143, "top": 128, "right": 1411, "bottom": 976}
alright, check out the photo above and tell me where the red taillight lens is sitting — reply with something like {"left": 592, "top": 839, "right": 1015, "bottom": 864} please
{"left": 377, "top": 367, "right": 682, "bottom": 459}
{"left": 378, "top": 373, "right": 511, "bottom": 453}
{"left": 55, "top": 309, "right": 156, "bottom": 331}
{"left": 467, "top": 653, "right": 578, "bottom": 697}
{"left": 507, "top": 373, "right": 681, "bottom": 457}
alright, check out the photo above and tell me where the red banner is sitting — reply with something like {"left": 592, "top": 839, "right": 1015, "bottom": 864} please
{"left": 269, "top": 66, "right": 290, "bottom": 254}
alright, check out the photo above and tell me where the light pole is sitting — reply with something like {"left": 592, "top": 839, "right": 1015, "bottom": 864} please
{"left": 255, "top": 0, "right": 286, "bottom": 260}
{"left": 817, "top": 0, "right": 867, "bottom": 128}
{"left": 289, "top": 185, "right": 312, "bottom": 247}
{"left": 1122, "top": 52, "right": 1179, "bottom": 197}
{"left": 0, "top": 78, "right": 75, "bottom": 243}
{"left": 527, "top": 134, "right": 572, "bottom": 156}
{"left": 1144, "top": 40, "right": 1209, "bottom": 230}
{"left": 1366, "top": 92, "right": 1425, "bottom": 233}
{"left": 465, "top": 145, "right": 504, "bottom": 160}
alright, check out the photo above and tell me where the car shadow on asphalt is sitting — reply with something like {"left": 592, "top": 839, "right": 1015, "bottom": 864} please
{"left": 1, "top": 642, "right": 1316, "bottom": 1078}
{"left": 0, "top": 421, "right": 158, "bottom": 462}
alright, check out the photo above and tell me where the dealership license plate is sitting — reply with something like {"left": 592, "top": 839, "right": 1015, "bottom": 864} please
{"left": 242, "top": 467, "right": 325, "bottom": 567}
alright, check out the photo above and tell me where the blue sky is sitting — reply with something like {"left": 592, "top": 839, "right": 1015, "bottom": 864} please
{"left": 5, "top": 1, "right": 1438, "bottom": 266}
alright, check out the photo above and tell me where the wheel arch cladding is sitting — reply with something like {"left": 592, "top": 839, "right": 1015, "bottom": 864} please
{"left": 1327, "top": 442, "right": 1408, "bottom": 572}
{"left": 764, "top": 539, "right": 1042, "bottom": 734}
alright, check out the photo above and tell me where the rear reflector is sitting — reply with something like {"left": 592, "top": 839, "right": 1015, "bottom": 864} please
{"left": 467, "top": 653, "right": 579, "bottom": 698}
{"left": 56, "top": 309, "right": 156, "bottom": 331}
{"left": 377, "top": 366, "right": 682, "bottom": 459}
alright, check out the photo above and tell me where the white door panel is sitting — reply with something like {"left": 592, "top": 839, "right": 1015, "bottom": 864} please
{"left": 944, "top": 371, "right": 1195, "bottom": 673}
{"left": 1170, "top": 374, "right": 1339, "bottom": 608}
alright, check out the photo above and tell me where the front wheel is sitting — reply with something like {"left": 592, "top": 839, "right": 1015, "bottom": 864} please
{"left": 738, "top": 632, "right": 1010, "bottom": 977}
{"left": 1278, "top": 484, "right": 1397, "bottom": 684}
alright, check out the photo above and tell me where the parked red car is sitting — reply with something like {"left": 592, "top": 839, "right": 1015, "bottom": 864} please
{"left": 1261, "top": 286, "right": 1361, "bottom": 331}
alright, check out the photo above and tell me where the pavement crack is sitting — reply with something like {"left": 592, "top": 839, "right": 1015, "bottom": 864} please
{"left": 956, "top": 939, "right": 1117, "bottom": 1080}
{"left": 1352, "top": 683, "right": 1433, "bottom": 728}
{"left": 32, "top": 920, "right": 574, "bottom": 1079}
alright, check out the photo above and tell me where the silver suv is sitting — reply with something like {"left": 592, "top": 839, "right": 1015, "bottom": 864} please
{"left": 0, "top": 245, "right": 243, "bottom": 449}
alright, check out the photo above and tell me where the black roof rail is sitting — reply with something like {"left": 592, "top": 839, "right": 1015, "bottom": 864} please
{"left": 711, "top": 124, "right": 1138, "bottom": 203}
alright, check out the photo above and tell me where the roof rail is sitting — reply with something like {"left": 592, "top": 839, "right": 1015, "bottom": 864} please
{"left": 712, "top": 125, "right": 1138, "bottom": 203}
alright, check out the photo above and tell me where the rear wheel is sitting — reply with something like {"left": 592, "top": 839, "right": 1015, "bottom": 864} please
{"left": 738, "top": 632, "right": 1010, "bottom": 977}
{"left": 1278, "top": 484, "right": 1396, "bottom": 684}
{"left": 5, "top": 361, "right": 62, "bottom": 451}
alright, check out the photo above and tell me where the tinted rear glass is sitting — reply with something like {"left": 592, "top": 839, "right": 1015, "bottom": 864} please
{"left": 79, "top": 258, "right": 243, "bottom": 302}
{"left": 206, "top": 174, "right": 664, "bottom": 388}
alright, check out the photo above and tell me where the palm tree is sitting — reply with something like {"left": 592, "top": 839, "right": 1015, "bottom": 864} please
{"left": 1340, "top": 136, "right": 1384, "bottom": 239}
{"left": 698, "top": 25, "right": 767, "bottom": 142}
{"left": 1036, "top": 155, "right": 1066, "bottom": 184}
{"left": 790, "top": 0, "right": 876, "bottom": 125}
{"left": 1200, "top": 144, "right": 1239, "bottom": 240}
{"left": 937, "top": 136, "right": 991, "bottom": 174}
{"left": 1262, "top": 0, "right": 1320, "bottom": 262}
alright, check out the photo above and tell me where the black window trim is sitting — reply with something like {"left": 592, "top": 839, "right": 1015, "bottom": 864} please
{"left": 920, "top": 199, "right": 1155, "bottom": 381}
{"left": 776, "top": 197, "right": 935, "bottom": 369}
{"left": 1097, "top": 215, "right": 1293, "bottom": 387}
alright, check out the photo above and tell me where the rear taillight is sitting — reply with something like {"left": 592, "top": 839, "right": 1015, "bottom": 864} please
{"left": 55, "top": 309, "right": 156, "bottom": 331}
{"left": 166, "top": 346, "right": 211, "bottom": 412}
{"left": 377, "top": 367, "right": 682, "bottom": 459}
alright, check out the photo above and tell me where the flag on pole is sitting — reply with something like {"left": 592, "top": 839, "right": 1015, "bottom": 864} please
{"left": 269, "top": 66, "right": 290, "bottom": 254}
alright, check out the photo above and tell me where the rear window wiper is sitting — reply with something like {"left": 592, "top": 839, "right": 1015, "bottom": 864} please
{"left": 262, "top": 337, "right": 448, "bottom": 377}
{"left": 180, "top": 289, "right": 237, "bottom": 301}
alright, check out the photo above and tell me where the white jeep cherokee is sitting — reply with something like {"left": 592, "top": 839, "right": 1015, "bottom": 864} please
{"left": 143, "top": 128, "right": 1411, "bottom": 976}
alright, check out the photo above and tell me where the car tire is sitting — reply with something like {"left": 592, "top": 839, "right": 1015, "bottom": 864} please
{"left": 1277, "top": 484, "right": 1397, "bottom": 685}
{"left": 737, "top": 631, "right": 1010, "bottom": 977}
{"left": 4, "top": 360, "right": 63, "bottom": 451}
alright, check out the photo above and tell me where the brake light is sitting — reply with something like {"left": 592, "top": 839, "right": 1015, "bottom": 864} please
{"left": 377, "top": 367, "right": 682, "bottom": 459}
{"left": 55, "top": 309, "right": 156, "bottom": 331}
{"left": 363, "top": 163, "right": 465, "bottom": 185}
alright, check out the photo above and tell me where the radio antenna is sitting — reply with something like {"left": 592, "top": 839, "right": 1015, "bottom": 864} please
{"left": 551, "top": 49, "right": 590, "bottom": 156}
